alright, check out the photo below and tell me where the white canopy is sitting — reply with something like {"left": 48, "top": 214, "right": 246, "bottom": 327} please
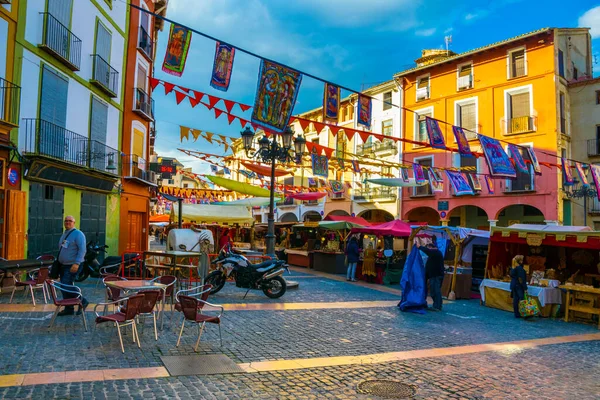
{"left": 172, "top": 203, "right": 254, "bottom": 225}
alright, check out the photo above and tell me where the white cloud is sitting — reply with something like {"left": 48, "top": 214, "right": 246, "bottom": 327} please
{"left": 579, "top": 6, "right": 600, "bottom": 39}
{"left": 415, "top": 28, "right": 437, "bottom": 37}
{"left": 444, "top": 27, "right": 454, "bottom": 34}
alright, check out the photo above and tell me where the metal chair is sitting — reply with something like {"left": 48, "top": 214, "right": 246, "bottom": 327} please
{"left": 150, "top": 275, "right": 177, "bottom": 313}
{"left": 137, "top": 290, "right": 161, "bottom": 341}
{"left": 94, "top": 294, "right": 144, "bottom": 353}
{"left": 95, "top": 262, "right": 125, "bottom": 288}
{"left": 176, "top": 292, "right": 224, "bottom": 351}
{"left": 174, "top": 284, "right": 212, "bottom": 313}
{"left": 10, "top": 267, "right": 49, "bottom": 306}
{"left": 102, "top": 275, "right": 128, "bottom": 314}
{"left": 45, "top": 279, "right": 88, "bottom": 332}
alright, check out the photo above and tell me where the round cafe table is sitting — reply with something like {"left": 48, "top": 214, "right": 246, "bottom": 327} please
{"left": 104, "top": 280, "right": 168, "bottom": 329}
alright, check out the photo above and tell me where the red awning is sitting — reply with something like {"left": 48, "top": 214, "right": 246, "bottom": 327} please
{"left": 242, "top": 161, "right": 292, "bottom": 177}
{"left": 350, "top": 220, "right": 412, "bottom": 237}
{"left": 149, "top": 214, "right": 170, "bottom": 223}
{"left": 324, "top": 215, "right": 372, "bottom": 226}
{"left": 289, "top": 192, "right": 327, "bottom": 201}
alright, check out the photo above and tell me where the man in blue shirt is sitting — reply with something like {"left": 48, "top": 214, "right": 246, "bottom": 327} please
{"left": 57, "top": 216, "right": 88, "bottom": 316}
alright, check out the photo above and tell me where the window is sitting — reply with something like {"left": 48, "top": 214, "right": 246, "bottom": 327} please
{"left": 509, "top": 48, "right": 526, "bottom": 78}
{"left": 508, "top": 145, "right": 534, "bottom": 192}
{"left": 596, "top": 90, "right": 600, "bottom": 105}
{"left": 456, "top": 99, "right": 477, "bottom": 139}
{"left": 183, "top": 183, "right": 188, "bottom": 188}
{"left": 559, "top": 93, "right": 566, "bottom": 133}
{"left": 136, "top": 63, "right": 147, "bottom": 91}
{"left": 573, "top": 65, "right": 578, "bottom": 81}
{"left": 90, "top": 97, "right": 108, "bottom": 170}
{"left": 506, "top": 88, "right": 532, "bottom": 134}
{"left": 558, "top": 50, "right": 564, "bottom": 78}
{"left": 454, "top": 155, "right": 478, "bottom": 192}
{"left": 312, "top": 138, "right": 319, "bottom": 144}
{"left": 40, "top": 66, "right": 68, "bottom": 160}
{"left": 416, "top": 75, "right": 430, "bottom": 100}
{"left": 413, "top": 157, "right": 432, "bottom": 197}
{"left": 383, "top": 91, "right": 392, "bottom": 110}
{"left": 415, "top": 109, "right": 432, "bottom": 143}
{"left": 457, "top": 63, "right": 473, "bottom": 89}
{"left": 167, "top": 179, "right": 174, "bottom": 185}
{"left": 382, "top": 119, "right": 393, "bottom": 137}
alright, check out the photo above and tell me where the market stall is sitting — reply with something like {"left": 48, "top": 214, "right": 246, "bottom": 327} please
{"left": 285, "top": 222, "right": 320, "bottom": 268}
{"left": 313, "top": 220, "right": 367, "bottom": 274}
{"left": 482, "top": 224, "right": 600, "bottom": 319}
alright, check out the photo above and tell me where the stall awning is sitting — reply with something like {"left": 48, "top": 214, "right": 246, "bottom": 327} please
{"left": 242, "top": 161, "right": 292, "bottom": 177}
{"left": 318, "top": 220, "right": 366, "bottom": 230}
{"left": 171, "top": 203, "right": 254, "bottom": 225}
{"left": 149, "top": 214, "right": 170, "bottom": 223}
{"left": 490, "top": 225, "right": 600, "bottom": 249}
{"left": 207, "top": 175, "right": 274, "bottom": 197}
{"left": 324, "top": 215, "right": 372, "bottom": 226}
{"left": 289, "top": 192, "right": 327, "bottom": 201}
{"left": 351, "top": 220, "right": 412, "bottom": 237}
{"left": 212, "top": 197, "right": 280, "bottom": 207}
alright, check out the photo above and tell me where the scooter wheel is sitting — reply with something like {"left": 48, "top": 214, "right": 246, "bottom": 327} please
{"left": 262, "top": 276, "right": 287, "bottom": 299}
{"left": 205, "top": 271, "right": 226, "bottom": 294}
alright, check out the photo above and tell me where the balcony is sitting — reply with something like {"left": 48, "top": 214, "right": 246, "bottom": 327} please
{"left": 134, "top": 88, "right": 154, "bottom": 121}
{"left": 457, "top": 75, "right": 472, "bottom": 90}
{"left": 23, "top": 118, "right": 120, "bottom": 175}
{"left": 588, "top": 139, "right": 600, "bottom": 157}
{"left": 91, "top": 55, "right": 118, "bottom": 97}
{"left": 0, "top": 77, "right": 20, "bottom": 127}
{"left": 416, "top": 87, "right": 429, "bottom": 101}
{"left": 329, "top": 191, "right": 345, "bottom": 200}
{"left": 123, "top": 154, "right": 156, "bottom": 184}
{"left": 504, "top": 116, "right": 536, "bottom": 135}
{"left": 353, "top": 187, "right": 397, "bottom": 203}
{"left": 138, "top": 26, "right": 153, "bottom": 60}
{"left": 39, "top": 12, "right": 82, "bottom": 71}
{"left": 0, "top": 0, "right": 11, "bottom": 4}
{"left": 357, "top": 139, "right": 397, "bottom": 157}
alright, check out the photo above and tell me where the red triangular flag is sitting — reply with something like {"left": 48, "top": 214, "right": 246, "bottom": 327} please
{"left": 193, "top": 90, "right": 205, "bottom": 102}
{"left": 214, "top": 108, "right": 224, "bottom": 119}
{"left": 208, "top": 95, "right": 220, "bottom": 109}
{"left": 238, "top": 118, "right": 248, "bottom": 127}
{"left": 227, "top": 114, "right": 235, "bottom": 125}
{"left": 305, "top": 141, "right": 315, "bottom": 153}
{"left": 189, "top": 96, "right": 201, "bottom": 108}
{"left": 175, "top": 90, "right": 186, "bottom": 105}
{"left": 298, "top": 118, "right": 310, "bottom": 132}
{"left": 344, "top": 129, "right": 356, "bottom": 141}
{"left": 201, "top": 102, "right": 211, "bottom": 110}
{"left": 223, "top": 100, "right": 235, "bottom": 113}
{"left": 329, "top": 125, "right": 340, "bottom": 136}
{"left": 163, "top": 82, "right": 175, "bottom": 95}
{"left": 313, "top": 122, "right": 325, "bottom": 133}
{"left": 323, "top": 147, "right": 334, "bottom": 159}
{"left": 358, "top": 130, "right": 371, "bottom": 143}
{"left": 149, "top": 77, "right": 160, "bottom": 90}
{"left": 251, "top": 123, "right": 259, "bottom": 131}
{"left": 238, "top": 103, "right": 251, "bottom": 112}
{"left": 177, "top": 86, "right": 190, "bottom": 94}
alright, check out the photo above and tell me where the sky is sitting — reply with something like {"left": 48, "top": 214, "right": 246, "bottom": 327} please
{"left": 151, "top": 0, "right": 600, "bottom": 175}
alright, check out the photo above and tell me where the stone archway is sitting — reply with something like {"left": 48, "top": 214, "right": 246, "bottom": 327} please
{"left": 359, "top": 209, "right": 394, "bottom": 223}
{"left": 448, "top": 205, "right": 489, "bottom": 229}
{"left": 496, "top": 204, "right": 545, "bottom": 227}
{"left": 404, "top": 207, "right": 439, "bottom": 226}
{"left": 327, "top": 209, "right": 350, "bottom": 217}
{"left": 279, "top": 212, "right": 298, "bottom": 223}
{"left": 302, "top": 211, "right": 322, "bottom": 222}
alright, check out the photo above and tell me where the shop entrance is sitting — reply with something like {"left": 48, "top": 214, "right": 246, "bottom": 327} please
{"left": 27, "top": 183, "right": 64, "bottom": 258}
{"left": 127, "top": 211, "right": 144, "bottom": 251}
{"left": 80, "top": 192, "right": 107, "bottom": 255}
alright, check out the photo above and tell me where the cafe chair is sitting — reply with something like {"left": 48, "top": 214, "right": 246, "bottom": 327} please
{"left": 137, "top": 290, "right": 162, "bottom": 341}
{"left": 174, "top": 284, "right": 212, "bottom": 313}
{"left": 10, "top": 267, "right": 49, "bottom": 306}
{"left": 176, "top": 294, "right": 224, "bottom": 351}
{"left": 150, "top": 275, "right": 177, "bottom": 313}
{"left": 94, "top": 294, "right": 144, "bottom": 354}
{"left": 96, "top": 262, "right": 126, "bottom": 288}
{"left": 102, "top": 275, "right": 129, "bottom": 313}
{"left": 45, "top": 279, "right": 88, "bottom": 332}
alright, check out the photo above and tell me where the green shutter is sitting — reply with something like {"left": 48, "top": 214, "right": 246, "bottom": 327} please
{"left": 48, "top": 0, "right": 73, "bottom": 27}
{"left": 40, "top": 65, "right": 68, "bottom": 127}
{"left": 96, "top": 23, "right": 111, "bottom": 61}
{"left": 90, "top": 97, "right": 108, "bottom": 143}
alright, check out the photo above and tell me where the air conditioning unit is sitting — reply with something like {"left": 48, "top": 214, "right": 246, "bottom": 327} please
{"left": 330, "top": 192, "right": 345, "bottom": 199}
{"left": 416, "top": 87, "right": 429, "bottom": 100}
{"left": 457, "top": 75, "right": 472, "bottom": 89}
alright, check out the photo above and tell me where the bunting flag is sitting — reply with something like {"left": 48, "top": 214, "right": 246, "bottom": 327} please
{"left": 446, "top": 170, "right": 474, "bottom": 196}
{"left": 210, "top": 42, "right": 235, "bottom": 91}
{"left": 312, "top": 154, "right": 329, "bottom": 177}
{"left": 429, "top": 167, "right": 442, "bottom": 182}
{"left": 357, "top": 94, "right": 372, "bottom": 129}
{"left": 330, "top": 180, "right": 344, "bottom": 193}
{"left": 337, "top": 157, "right": 345, "bottom": 170}
{"left": 204, "top": 132, "right": 214, "bottom": 143}
{"left": 191, "top": 129, "right": 201, "bottom": 141}
{"left": 590, "top": 164, "right": 600, "bottom": 201}
{"left": 323, "top": 83, "right": 340, "bottom": 123}
{"left": 425, "top": 117, "right": 445, "bottom": 149}
{"left": 575, "top": 162, "right": 589, "bottom": 187}
{"left": 180, "top": 126, "right": 189, "bottom": 141}
{"left": 210, "top": 165, "right": 218, "bottom": 173}
{"left": 400, "top": 168, "right": 409, "bottom": 182}
{"left": 452, "top": 126, "right": 472, "bottom": 156}
{"left": 162, "top": 24, "right": 192, "bottom": 77}
{"left": 526, "top": 147, "right": 542, "bottom": 175}
{"left": 478, "top": 135, "right": 516, "bottom": 178}
{"left": 251, "top": 60, "right": 302, "bottom": 133}
{"left": 223, "top": 167, "right": 231, "bottom": 175}
{"left": 413, "top": 164, "right": 426, "bottom": 184}
{"left": 430, "top": 179, "right": 443, "bottom": 192}
{"left": 351, "top": 160, "right": 360, "bottom": 173}
{"left": 508, "top": 144, "right": 528, "bottom": 173}
{"left": 485, "top": 176, "right": 495, "bottom": 194}
{"left": 468, "top": 173, "right": 482, "bottom": 191}
{"left": 239, "top": 170, "right": 256, "bottom": 179}
{"left": 562, "top": 158, "right": 574, "bottom": 186}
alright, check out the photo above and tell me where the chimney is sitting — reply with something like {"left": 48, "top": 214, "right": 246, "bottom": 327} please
{"left": 414, "top": 49, "right": 457, "bottom": 67}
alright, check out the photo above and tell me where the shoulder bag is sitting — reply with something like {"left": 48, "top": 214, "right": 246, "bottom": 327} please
{"left": 49, "top": 229, "right": 76, "bottom": 279}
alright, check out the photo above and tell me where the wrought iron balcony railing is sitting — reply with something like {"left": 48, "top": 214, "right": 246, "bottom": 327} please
{"left": 39, "top": 12, "right": 82, "bottom": 71}
{"left": 357, "top": 139, "right": 397, "bottom": 156}
{"left": 23, "top": 119, "right": 120, "bottom": 175}
{"left": 0, "top": 77, "right": 20, "bottom": 127}
{"left": 123, "top": 154, "right": 156, "bottom": 183}
{"left": 504, "top": 116, "right": 536, "bottom": 135}
{"left": 353, "top": 187, "right": 397, "bottom": 202}
{"left": 134, "top": 88, "right": 154, "bottom": 121}
{"left": 91, "top": 55, "right": 118, "bottom": 97}
{"left": 138, "top": 26, "right": 153, "bottom": 60}
{"left": 587, "top": 139, "right": 600, "bottom": 157}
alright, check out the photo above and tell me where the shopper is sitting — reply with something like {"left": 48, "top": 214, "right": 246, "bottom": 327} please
{"left": 57, "top": 216, "right": 88, "bottom": 316}
{"left": 510, "top": 255, "right": 528, "bottom": 318}
{"left": 345, "top": 236, "right": 360, "bottom": 282}
{"left": 418, "top": 236, "right": 445, "bottom": 311}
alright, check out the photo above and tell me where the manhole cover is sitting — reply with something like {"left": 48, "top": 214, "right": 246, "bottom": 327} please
{"left": 356, "top": 380, "right": 416, "bottom": 399}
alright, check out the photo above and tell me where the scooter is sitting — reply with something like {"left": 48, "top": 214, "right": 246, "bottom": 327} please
{"left": 205, "top": 245, "right": 288, "bottom": 298}
{"left": 74, "top": 242, "right": 141, "bottom": 282}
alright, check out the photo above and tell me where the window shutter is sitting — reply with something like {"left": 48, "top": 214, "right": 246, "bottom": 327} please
{"left": 96, "top": 23, "right": 111, "bottom": 61}
{"left": 512, "top": 50, "right": 525, "bottom": 77}
{"left": 137, "top": 65, "right": 147, "bottom": 91}
{"left": 90, "top": 97, "right": 108, "bottom": 144}
{"left": 48, "top": 0, "right": 73, "bottom": 27}
{"left": 509, "top": 92, "right": 529, "bottom": 118}
{"left": 40, "top": 66, "right": 68, "bottom": 127}
{"left": 558, "top": 50, "right": 564, "bottom": 77}
{"left": 459, "top": 103, "right": 476, "bottom": 132}
{"left": 141, "top": 8, "right": 150, "bottom": 31}
{"left": 133, "top": 128, "right": 144, "bottom": 158}
{"left": 459, "top": 64, "right": 471, "bottom": 77}
{"left": 417, "top": 76, "right": 429, "bottom": 88}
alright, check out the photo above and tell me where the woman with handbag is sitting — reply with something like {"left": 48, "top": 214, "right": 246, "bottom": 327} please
{"left": 509, "top": 255, "right": 528, "bottom": 318}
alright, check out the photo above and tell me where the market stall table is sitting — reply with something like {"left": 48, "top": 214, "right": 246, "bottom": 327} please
{"left": 105, "top": 280, "right": 168, "bottom": 329}
{"left": 313, "top": 251, "right": 346, "bottom": 274}
{"left": 143, "top": 251, "right": 204, "bottom": 290}
{"left": 561, "top": 285, "right": 600, "bottom": 329}
{"left": 285, "top": 249, "right": 311, "bottom": 268}
{"left": 480, "top": 279, "right": 562, "bottom": 317}
{"left": 442, "top": 269, "right": 472, "bottom": 299}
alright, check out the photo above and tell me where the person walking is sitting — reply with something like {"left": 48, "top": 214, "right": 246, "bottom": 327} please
{"left": 345, "top": 236, "right": 360, "bottom": 282}
{"left": 510, "top": 255, "right": 528, "bottom": 318}
{"left": 418, "top": 237, "right": 445, "bottom": 311}
{"left": 57, "top": 216, "right": 88, "bottom": 316}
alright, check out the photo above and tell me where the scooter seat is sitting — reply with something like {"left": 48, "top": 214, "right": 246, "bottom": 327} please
{"left": 251, "top": 260, "right": 279, "bottom": 272}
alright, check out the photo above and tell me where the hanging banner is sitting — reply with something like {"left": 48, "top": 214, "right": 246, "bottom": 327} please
{"left": 336, "top": 157, "right": 345, "bottom": 170}
{"left": 413, "top": 164, "right": 426, "bottom": 184}
{"left": 445, "top": 170, "right": 474, "bottom": 196}
{"left": 430, "top": 179, "right": 443, "bottom": 192}
{"left": 429, "top": 167, "right": 442, "bottom": 182}
{"left": 323, "top": 83, "right": 341, "bottom": 123}
{"left": 452, "top": 126, "right": 472, "bottom": 157}
{"left": 562, "top": 158, "right": 574, "bottom": 186}
{"left": 508, "top": 144, "right": 528, "bottom": 173}
{"left": 526, "top": 147, "right": 542, "bottom": 175}
{"left": 478, "top": 134, "right": 516, "bottom": 178}
{"left": 590, "top": 164, "right": 600, "bottom": 201}
{"left": 210, "top": 42, "right": 235, "bottom": 91}
{"left": 251, "top": 60, "right": 302, "bottom": 133}
{"left": 239, "top": 170, "right": 256, "bottom": 179}
{"left": 400, "top": 168, "right": 409, "bottom": 182}
{"left": 425, "top": 117, "right": 445, "bottom": 149}
{"left": 357, "top": 94, "right": 372, "bottom": 129}
{"left": 351, "top": 160, "right": 360, "bottom": 173}
{"left": 575, "top": 162, "right": 589, "bottom": 187}
{"left": 485, "top": 175, "right": 495, "bottom": 194}
{"left": 330, "top": 180, "right": 344, "bottom": 193}
{"left": 468, "top": 173, "right": 482, "bottom": 191}
{"left": 162, "top": 24, "right": 192, "bottom": 77}
{"left": 311, "top": 154, "right": 329, "bottom": 177}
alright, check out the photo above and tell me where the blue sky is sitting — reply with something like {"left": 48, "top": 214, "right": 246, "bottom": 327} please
{"left": 152, "top": 0, "right": 600, "bottom": 174}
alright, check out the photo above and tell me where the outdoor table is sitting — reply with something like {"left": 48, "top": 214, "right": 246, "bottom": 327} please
{"left": 480, "top": 279, "right": 562, "bottom": 317}
{"left": 561, "top": 285, "right": 600, "bottom": 329}
{"left": 285, "top": 249, "right": 311, "bottom": 268}
{"left": 442, "top": 272, "right": 472, "bottom": 299}
{"left": 0, "top": 259, "right": 53, "bottom": 291}
{"left": 143, "top": 250, "right": 204, "bottom": 290}
{"left": 105, "top": 280, "right": 168, "bottom": 329}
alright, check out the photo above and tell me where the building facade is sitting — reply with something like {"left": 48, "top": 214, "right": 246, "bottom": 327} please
{"left": 395, "top": 28, "right": 593, "bottom": 228}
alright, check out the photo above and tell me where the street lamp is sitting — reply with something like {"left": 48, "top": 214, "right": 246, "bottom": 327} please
{"left": 563, "top": 169, "right": 597, "bottom": 226}
{"left": 241, "top": 125, "right": 306, "bottom": 257}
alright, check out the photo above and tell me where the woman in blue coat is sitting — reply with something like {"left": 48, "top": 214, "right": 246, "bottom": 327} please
{"left": 345, "top": 236, "right": 360, "bottom": 282}
{"left": 509, "top": 255, "right": 528, "bottom": 318}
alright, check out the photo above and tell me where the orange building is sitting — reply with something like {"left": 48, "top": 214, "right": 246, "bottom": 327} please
{"left": 119, "top": 0, "right": 167, "bottom": 253}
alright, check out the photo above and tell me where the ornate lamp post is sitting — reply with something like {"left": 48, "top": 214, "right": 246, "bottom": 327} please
{"left": 563, "top": 168, "right": 597, "bottom": 226}
{"left": 241, "top": 126, "right": 306, "bottom": 257}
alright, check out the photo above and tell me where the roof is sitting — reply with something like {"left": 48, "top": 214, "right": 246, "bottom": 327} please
{"left": 394, "top": 27, "right": 553, "bottom": 78}
{"left": 568, "top": 76, "right": 600, "bottom": 88}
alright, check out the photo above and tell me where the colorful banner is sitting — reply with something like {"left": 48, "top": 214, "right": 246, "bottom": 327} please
{"left": 162, "top": 24, "right": 192, "bottom": 77}
{"left": 252, "top": 60, "right": 302, "bottom": 132}
{"left": 425, "top": 117, "right": 445, "bottom": 149}
{"left": 239, "top": 170, "right": 256, "bottom": 179}
{"left": 429, "top": 167, "right": 442, "bottom": 182}
{"left": 323, "top": 83, "right": 340, "bottom": 123}
{"left": 413, "top": 164, "right": 426, "bottom": 184}
{"left": 575, "top": 162, "right": 589, "bottom": 187}
{"left": 400, "top": 168, "right": 409, "bottom": 182}
{"left": 210, "top": 42, "right": 235, "bottom": 91}
{"left": 508, "top": 144, "right": 528, "bottom": 174}
{"left": 312, "top": 154, "right": 329, "bottom": 177}
{"left": 351, "top": 160, "right": 360, "bottom": 173}
{"left": 452, "top": 126, "right": 472, "bottom": 157}
{"left": 526, "top": 147, "right": 542, "bottom": 175}
{"left": 330, "top": 180, "right": 344, "bottom": 193}
{"left": 562, "top": 158, "right": 574, "bottom": 186}
{"left": 478, "top": 134, "right": 516, "bottom": 178}
{"left": 337, "top": 157, "right": 345, "bottom": 170}
{"left": 445, "top": 170, "right": 474, "bottom": 196}
{"left": 468, "top": 174, "right": 482, "bottom": 191}
{"left": 357, "top": 94, "right": 372, "bottom": 129}
{"left": 430, "top": 179, "right": 443, "bottom": 193}
{"left": 485, "top": 176, "right": 495, "bottom": 194}
{"left": 590, "top": 164, "right": 600, "bottom": 201}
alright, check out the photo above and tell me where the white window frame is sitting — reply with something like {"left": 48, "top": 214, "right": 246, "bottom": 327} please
{"left": 412, "top": 155, "right": 434, "bottom": 197}
{"left": 503, "top": 84, "right": 534, "bottom": 135}
{"left": 505, "top": 142, "right": 535, "bottom": 192}
{"left": 456, "top": 61, "right": 473, "bottom": 91}
{"left": 453, "top": 96, "right": 479, "bottom": 141}
{"left": 415, "top": 73, "right": 430, "bottom": 101}
{"left": 413, "top": 106, "right": 434, "bottom": 148}
{"left": 507, "top": 46, "right": 527, "bottom": 79}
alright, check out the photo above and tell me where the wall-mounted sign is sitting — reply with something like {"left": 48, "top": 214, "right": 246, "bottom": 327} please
{"left": 438, "top": 201, "right": 449, "bottom": 211}
{"left": 159, "top": 165, "right": 175, "bottom": 174}
{"left": 526, "top": 233, "right": 543, "bottom": 246}
{"left": 440, "top": 211, "right": 447, "bottom": 219}
{"left": 7, "top": 167, "right": 18, "bottom": 186}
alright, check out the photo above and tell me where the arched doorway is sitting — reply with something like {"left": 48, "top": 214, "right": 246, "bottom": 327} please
{"left": 405, "top": 207, "right": 439, "bottom": 226}
{"left": 448, "top": 206, "right": 489, "bottom": 229}
{"left": 327, "top": 209, "right": 350, "bottom": 217}
{"left": 496, "top": 205, "right": 545, "bottom": 227}
{"left": 359, "top": 209, "right": 394, "bottom": 223}
{"left": 279, "top": 212, "right": 298, "bottom": 223}
{"left": 303, "top": 211, "right": 322, "bottom": 222}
